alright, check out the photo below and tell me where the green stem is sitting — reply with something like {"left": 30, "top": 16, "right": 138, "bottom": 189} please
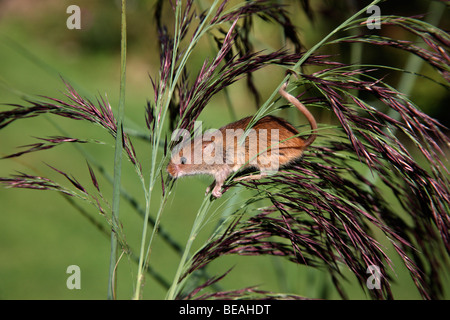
{"left": 166, "top": 197, "right": 213, "bottom": 300}
{"left": 132, "top": 0, "right": 222, "bottom": 300}
{"left": 107, "top": 0, "right": 127, "bottom": 300}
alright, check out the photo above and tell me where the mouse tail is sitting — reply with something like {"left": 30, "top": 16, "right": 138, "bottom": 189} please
{"left": 279, "top": 82, "right": 317, "bottom": 147}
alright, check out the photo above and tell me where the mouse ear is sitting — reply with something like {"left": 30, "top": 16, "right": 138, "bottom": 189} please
{"left": 203, "top": 129, "right": 220, "bottom": 145}
{"left": 201, "top": 139, "right": 214, "bottom": 150}
{"left": 206, "top": 136, "right": 216, "bottom": 142}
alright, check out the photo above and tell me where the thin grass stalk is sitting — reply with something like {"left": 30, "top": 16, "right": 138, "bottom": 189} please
{"left": 133, "top": 0, "right": 223, "bottom": 299}
{"left": 133, "top": 0, "right": 185, "bottom": 300}
{"left": 166, "top": 196, "right": 213, "bottom": 300}
{"left": 131, "top": 1, "right": 181, "bottom": 298}
{"left": 131, "top": 1, "right": 181, "bottom": 299}
{"left": 107, "top": 0, "right": 127, "bottom": 300}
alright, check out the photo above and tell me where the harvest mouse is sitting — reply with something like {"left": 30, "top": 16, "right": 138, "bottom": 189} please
{"left": 166, "top": 81, "right": 317, "bottom": 198}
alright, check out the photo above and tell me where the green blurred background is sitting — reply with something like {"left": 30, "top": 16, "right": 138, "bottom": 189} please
{"left": 0, "top": 0, "right": 448, "bottom": 299}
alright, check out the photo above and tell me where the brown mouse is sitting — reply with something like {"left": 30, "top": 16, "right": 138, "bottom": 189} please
{"left": 166, "top": 81, "right": 317, "bottom": 198}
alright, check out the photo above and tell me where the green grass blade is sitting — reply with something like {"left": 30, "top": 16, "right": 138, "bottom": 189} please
{"left": 107, "top": 0, "right": 127, "bottom": 300}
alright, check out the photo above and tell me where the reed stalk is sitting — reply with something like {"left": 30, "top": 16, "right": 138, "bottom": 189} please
{"left": 107, "top": 0, "right": 127, "bottom": 300}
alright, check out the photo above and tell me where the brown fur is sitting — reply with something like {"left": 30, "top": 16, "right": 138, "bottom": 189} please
{"left": 166, "top": 82, "right": 317, "bottom": 198}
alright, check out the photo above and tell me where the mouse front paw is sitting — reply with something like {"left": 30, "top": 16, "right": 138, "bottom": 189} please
{"left": 205, "top": 186, "right": 222, "bottom": 198}
{"left": 211, "top": 184, "right": 224, "bottom": 198}
{"left": 206, "top": 179, "right": 225, "bottom": 198}
{"left": 212, "top": 189, "right": 223, "bottom": 198}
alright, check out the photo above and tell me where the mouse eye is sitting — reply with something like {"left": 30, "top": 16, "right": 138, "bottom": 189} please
{"left": 180, "top": 157, "right": 187, "bottom": 165}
